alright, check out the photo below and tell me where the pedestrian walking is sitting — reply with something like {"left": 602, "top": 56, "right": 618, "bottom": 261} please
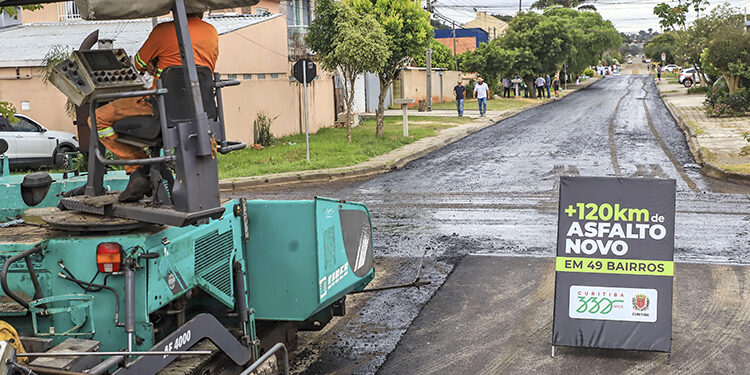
{"left": 453, "top": 80, "right": 466, "bottom": 117}
{"left": 553, "top": 75, "right": 560, "bottom": 98}
{"left": 535, "top": 75, "right": 545, "bottom": 99}
{"left": 656, "top": 65, "right": 662, "bottom": 83}
{"left": 474, "top": 77, "right": 490, "bottom": 117}
{"left": 502, "top": 77, "right": 511, "bottom": 98}
{"left": 545, "top": 74, "right": 551, "bottom": 98}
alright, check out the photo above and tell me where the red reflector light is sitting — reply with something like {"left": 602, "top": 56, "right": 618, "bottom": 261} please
{"left": 97, "top": 242, "right": 123, "bottom": 273}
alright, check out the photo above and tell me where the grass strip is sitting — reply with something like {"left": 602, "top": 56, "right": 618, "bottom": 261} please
{"left": 217, "top": 115, "right": 471, "bottom": 179}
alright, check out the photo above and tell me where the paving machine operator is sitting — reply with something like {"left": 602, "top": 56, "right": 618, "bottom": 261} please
{"left": 91, "top": 12, "right": 219, "bottom": 202}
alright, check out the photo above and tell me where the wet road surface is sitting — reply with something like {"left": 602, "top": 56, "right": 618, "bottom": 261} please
{"left": 226, "top": 75, "right": 750, "bottom": 374}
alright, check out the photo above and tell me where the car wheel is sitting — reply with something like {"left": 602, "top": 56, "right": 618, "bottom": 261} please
{"left": 683, "top": 79, "right": 693, "bottom": 88}
{"left": 54, "top": 145, "right": 74, "bottom": 168}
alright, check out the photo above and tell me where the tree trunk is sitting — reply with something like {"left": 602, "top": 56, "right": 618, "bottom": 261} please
{"left": 525, "top": 77, "right": 536, "bottom": 99}
{"left": 693, "top": 63, "right": 710, "bottom": 87}
{"left": 346, "top": 76, "right": 356, "bottom": 144}
{"left": 723, "top": 72, "right": 739, "bottom": 94}
{"left": 376, "top": 77, "right": 390, "bottom": 137}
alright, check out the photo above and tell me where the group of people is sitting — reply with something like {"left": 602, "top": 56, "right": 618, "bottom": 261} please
{"left": 452, "top": 77, "right": 490, "bottom": 117}
{"left": 453, "top": 74, "right": 561, "bottom": 117}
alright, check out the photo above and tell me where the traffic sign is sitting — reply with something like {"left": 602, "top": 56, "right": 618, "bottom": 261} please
{"left": 293, "top": 59, "right": 317, "bottom": 84}
{"left": 661, "top": 52, "right": 666, "bottom": 61}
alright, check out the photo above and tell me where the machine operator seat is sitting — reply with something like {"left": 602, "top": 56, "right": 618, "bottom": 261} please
{"left": 112, "top": 66, "right": 218, "bottom": 147}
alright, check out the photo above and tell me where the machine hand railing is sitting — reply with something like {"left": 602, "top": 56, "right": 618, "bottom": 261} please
{"left": 239, "top": 343, "right": 289, "bottom": 375}
{"left": 88, "top": 88, "right": 170, "bottom": 167}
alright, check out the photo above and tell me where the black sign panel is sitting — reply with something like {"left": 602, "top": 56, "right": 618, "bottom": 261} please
{"left": 293, "top": 58, "right": 317, "bottom": 84}
{"left": 552, "top": 176, "right": 675, "bottom": 352}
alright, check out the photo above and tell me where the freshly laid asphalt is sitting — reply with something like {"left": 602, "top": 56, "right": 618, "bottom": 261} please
{"left": 226, "top": 75, "right": 750, "bottom": 374}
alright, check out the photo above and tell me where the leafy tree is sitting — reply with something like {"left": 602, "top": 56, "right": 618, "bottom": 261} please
{"left": 459, "top": 39, "right": 516, "bottom": 91}
{"left": 350, "top": 0, "right": 432, "bottom": 137}
{"left": 703, "top": 25, "right": 750, "bottom": 93}
{"left": 546, "top": 8, "right": 621, "bottom": 76}
{"left": 430, "top": 19, "right": 449, "bottom": 30}
{"left": 530, "top": 0, "right": 597, "bottom": 11}
{"left": 653, "top": 0, "right": 708, "bottom": 31}
{"left": 644, "top": 32, "right": 678, "bottom": 64}
{"left": 306, "top": 0, "right": 338, "bottom": 61}
{"left": 307, "top": 0, "right": 389, "bottom": 143}
{"left": 413, "top": 40, "right": 454, "bottom": 70}
{"left": 675, "top": 5, "right": 743, "bottom": 85}
{"left": 498, "top": 12, "right": 575, "bottom": 97}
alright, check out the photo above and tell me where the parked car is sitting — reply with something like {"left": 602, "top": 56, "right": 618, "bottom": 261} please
{"left": 663, "top": 64, "right": 681, "bottom": 73}
{"left": 678, "top": 68, "right": 701, "bottom": 87}
{"left": 0, "top": 114, "right": 78, "bottom": 167}
{"left": 645, "top": 58, "right": 651, "bottom": 63}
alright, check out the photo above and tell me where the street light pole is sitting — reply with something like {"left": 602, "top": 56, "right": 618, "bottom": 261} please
{"left": 452, "top": 21, "right": 457, "bottom": 71}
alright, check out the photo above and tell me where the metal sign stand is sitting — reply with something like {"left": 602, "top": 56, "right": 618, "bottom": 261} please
{"left": 302, "top": 64, "right": 310, "bottom": 163}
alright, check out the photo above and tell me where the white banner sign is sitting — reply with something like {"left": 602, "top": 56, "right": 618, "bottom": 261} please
{"left": 568, "top": 285, "right": 657, "bottom": 323}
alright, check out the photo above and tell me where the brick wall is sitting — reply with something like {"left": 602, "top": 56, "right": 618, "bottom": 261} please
{"left": 435, "top": 37, "right": 477, "bottom": 54}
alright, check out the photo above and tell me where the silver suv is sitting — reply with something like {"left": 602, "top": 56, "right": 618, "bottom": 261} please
{"left": 0, "top": 114, "right": 79, "bottom": 167}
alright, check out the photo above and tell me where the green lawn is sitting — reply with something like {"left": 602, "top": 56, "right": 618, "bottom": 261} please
{"left": 430, "top": 97, "right": 539, "bottom": 112}
{"left": 217, "top": 115, "right": 472, "bottom": 179}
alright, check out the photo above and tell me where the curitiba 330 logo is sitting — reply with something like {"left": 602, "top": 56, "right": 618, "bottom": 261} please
{"left": 632, "top": 294, "right": 650, "bottom": 311}
{"left": 569, "top": 285, "right": 657, "bottom": 322}
{"left": 576, "top": 296, "right": 624, "bottom": 315}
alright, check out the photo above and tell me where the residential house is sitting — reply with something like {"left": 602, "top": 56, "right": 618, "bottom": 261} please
{"left": 463, "top": 11, "right": 508, "bottom": 40}
{"left": 433, "top": 28, "right": 489, "bottom": 54}
{"left": 0, "top": 0, "right": 334, "bottom": 144}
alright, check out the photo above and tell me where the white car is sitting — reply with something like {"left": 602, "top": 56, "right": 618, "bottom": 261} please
{"left": 678, "top": 68, "right": 701, "bottom": 87}
{"left": 0, "top": 114, "right": 78, "bottom": 167}
{"left": 663, "top": 64, "right": 681, "bottom": 73}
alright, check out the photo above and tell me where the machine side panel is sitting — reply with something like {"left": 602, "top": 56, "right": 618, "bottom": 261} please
{"left": 244, "top": 200, "right": 318, "bottom": 321}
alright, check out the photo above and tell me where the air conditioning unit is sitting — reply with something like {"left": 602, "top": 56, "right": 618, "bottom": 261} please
{"left": 0, "top": 7, "right": 21, "bottom": 29}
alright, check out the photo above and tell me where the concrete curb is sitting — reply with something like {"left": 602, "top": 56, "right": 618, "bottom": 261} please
{"left": 219, "top": 79, "right": 597, "bottom": 191}
{"left": 660, "top": 91, "right": 750, "bottom": 186}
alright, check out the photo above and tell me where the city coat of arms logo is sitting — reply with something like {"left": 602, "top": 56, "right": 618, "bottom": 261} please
{"left": 632, "top": 294, "right": 650, "bottom": 311}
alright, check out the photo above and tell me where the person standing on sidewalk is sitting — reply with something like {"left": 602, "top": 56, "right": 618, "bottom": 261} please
{"left": 545, "top": 74, "right": 551, "bottom": 98}
{"left": 535, "top": 75, "right": 545, "bottom": 99}
{"left": 502, "top": 77, "right": 511, "bottom": 98}
{"left": 656, "top": 65, "right": 662, "bottom": 83}
{"left": 553, "top": 75, "right": 560, "bottom": 98}
{"left": 474, "top": 77, "right": 490, "bottom": 117}
{"left": 453, "top": 80, "right": 466, "bottom": 117}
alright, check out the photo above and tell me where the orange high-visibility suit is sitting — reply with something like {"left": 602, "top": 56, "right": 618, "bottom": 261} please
{"left": 91, "top": 17, "right": 219, "bottom": 173}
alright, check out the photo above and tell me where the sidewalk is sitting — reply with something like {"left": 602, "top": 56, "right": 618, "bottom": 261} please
{"left": 657, "top": 81, "right": 750, "bottom": 184}
{"left": 218, "top": 78, "right": 600, "bottom": 191}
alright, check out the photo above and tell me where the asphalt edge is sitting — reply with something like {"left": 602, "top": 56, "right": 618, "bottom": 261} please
{"left": 219, "top": 78, "right": 600, "bottom": 192}
{"left": 659, "top": 92, "right": 750, "bottom": 186}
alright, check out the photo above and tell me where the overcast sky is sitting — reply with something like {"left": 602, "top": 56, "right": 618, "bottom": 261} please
{"left": 434, "top": 0, "right": 750, "bottom": 33}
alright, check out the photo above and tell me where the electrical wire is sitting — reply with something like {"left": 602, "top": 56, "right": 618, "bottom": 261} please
{"left": 57, "top": 260, "right": 123, "bottom": 327}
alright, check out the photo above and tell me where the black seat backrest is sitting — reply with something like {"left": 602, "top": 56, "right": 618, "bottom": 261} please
{"left": 160, "top": 66, "right": 217, "bottom": 123}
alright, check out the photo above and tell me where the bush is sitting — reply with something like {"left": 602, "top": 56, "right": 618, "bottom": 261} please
{"left": 583, "top": 68, "right": 595, "bottom": 77}
{"left": 254, "top": 112, "right": 274, "bottom": 146}
{"left": 687, "top": 86, "right": 709, "bottom": 94}
{"left": 705, "top": 87, "right": 749, "bottom": 117}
